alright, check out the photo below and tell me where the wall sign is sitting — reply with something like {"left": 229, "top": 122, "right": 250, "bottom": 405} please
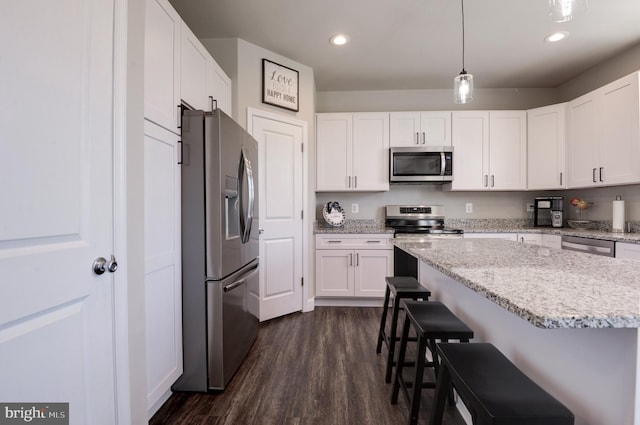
{"left": 262, "top": 59, "right": 299, "bottom": 112}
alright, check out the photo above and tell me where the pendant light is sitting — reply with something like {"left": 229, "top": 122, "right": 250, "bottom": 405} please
{"left": 549, "top": 0, "right": 589, "bottom": 23}
{"left": 454, "top": 0, "right": 473, "bottom": 104}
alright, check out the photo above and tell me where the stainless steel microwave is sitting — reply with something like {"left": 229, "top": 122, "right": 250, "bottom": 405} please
{"left": 389, "top": 146, "right": 453, "bottom": 182}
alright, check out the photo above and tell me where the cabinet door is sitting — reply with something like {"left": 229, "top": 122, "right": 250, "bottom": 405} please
{"left": 541, "top": 234, "right": 562, "bottom": 250}
{"left": 464, "top": 233, "right": 518, "bottom": 241}
{"left": 144, "top": 121, "right": 183, "bottom": 412}
{"left": 144, "top": 0, "right": 181, "bottom": 133}
{"left": 420, "top": 112, "right": 451, "bottom": 146}
{"left": 315, "top": 250, "right": 353, "bottom": 296}
{"left": 599, "top": 73, "right": 640, "bottom": 186}
{"left": 489, "top": 111, "right": 527, "bottom": 190}
{"left": 527, "top": 104, "right": 567, "bottom": 190}
{"left": 352, "top": 112, "right": 389, "bottom": 191}
{"left": 207, "top": 57, "right": 232, "bottom": 115}
{"left": 180, "top": 22, "right": 209, "bottom": 111}
{"left": 354, "top": 250, "right": 393, "bottom": 297}
{"left": 390, "top": 112, "right": 421, "bottom": 146}
{"left": 616, "top": 242, "right": 640, "bottom": 260}
{"left": 450, "top": 111, "right": 489, "bottom": 190}
{"left": 517, "top": 233, "right": 542, "bottom": 245}
{"left": 568, "top": 93, "right": 600, "bottom": 188}
{"left": 316, "top": 114, "right": 352, "bottom": 191}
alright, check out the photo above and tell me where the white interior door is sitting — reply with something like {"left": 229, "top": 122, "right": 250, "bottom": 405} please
{"left": 248, "top": 109, "right": 305, "bottom": 321}
{"left": 0, "top": 0, "right": 118, "bottom": 423}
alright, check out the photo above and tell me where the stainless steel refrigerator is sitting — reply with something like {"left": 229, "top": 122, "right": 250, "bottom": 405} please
{"left": 172, "top": 109, "right": 259, "bottom": 392}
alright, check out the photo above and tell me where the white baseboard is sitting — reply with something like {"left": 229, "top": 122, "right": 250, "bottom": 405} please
{"left": 314, "top": 297, "right": 385, "bottom": 307}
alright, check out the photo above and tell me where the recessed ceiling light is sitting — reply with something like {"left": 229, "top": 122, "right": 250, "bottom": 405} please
{"left": 545, "top": 31, "right": 569, "bottom": 43}
{"left": 329, "top": 34, "right": 350, "bottom": 46}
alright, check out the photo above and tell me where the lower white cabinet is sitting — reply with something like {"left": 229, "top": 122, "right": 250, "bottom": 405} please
{"left": 464, "top": 233, "right": 518, "bottom": 241}
{"left": 616, "top": 242, "right": 640, "bottom": 260}
{"left": 541, "top": 234, "right": 562, "bottom": 250}
{"left": 517, "top": 233, "right": 542, "bottom": 245}
{"left": 315, "top": 234, "right": 393, "bottom": 297}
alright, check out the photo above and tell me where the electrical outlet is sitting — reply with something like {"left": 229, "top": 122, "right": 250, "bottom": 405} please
{"left": 465, "top": 203, "right": 473, "bottom": 213}
{"left": 351, "top": 203, "right": 359, "bottom": 214}
{"left": 526, "top": 203, "right": 534, "bottom": 212}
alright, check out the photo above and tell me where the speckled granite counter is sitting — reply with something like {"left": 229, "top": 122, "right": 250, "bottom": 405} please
{"left": 394, "top": 238, "right": 640, "bottom": 329}
{"left": 314, "top": 219, "right": 394, "bottom": 234}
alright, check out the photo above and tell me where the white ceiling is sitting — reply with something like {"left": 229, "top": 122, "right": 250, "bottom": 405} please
{"left": 168, "top": 0, "right": 640, "bottom": 92}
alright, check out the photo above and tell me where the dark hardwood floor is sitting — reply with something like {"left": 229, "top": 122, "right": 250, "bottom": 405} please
{"left": 150, "top": 307, "right": 466, "bottom": 425}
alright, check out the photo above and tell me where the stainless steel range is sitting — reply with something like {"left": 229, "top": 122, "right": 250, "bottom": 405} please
{"left": 386, "top": 205, "right": 462, "bottom": 277}
{"left": 385, "top": 205, "right": 463, "bottom": 239}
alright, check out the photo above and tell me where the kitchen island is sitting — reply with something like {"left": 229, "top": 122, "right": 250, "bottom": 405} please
{"left": 394, "top": 238, "right": 640, "bottom": 425}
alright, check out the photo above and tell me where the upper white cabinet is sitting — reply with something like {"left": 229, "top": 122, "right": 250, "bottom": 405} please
{"left": 527, "top": 103, "right": 567, "bottom": 190}
{"left": 448, "top": 111, "right": 526, "bottom": 191}
{"left": 316, "top": 113, "right": 390, "bottom": 192}
{"left": 567, "top": 72, "right": 640, "bottom": 188}
{"left": 389, "top": 111, "right": 451, "bottom": 147}
{"left": 208, "top": 58, "right": 232, "bottom": 115}
{"left": 180, "top": 22, "right": 209, "bottom": 112}
{"left": 145, "top": 0, "right": 181, "bottom": 133}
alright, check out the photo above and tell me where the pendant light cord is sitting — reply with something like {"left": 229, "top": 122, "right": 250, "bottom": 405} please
{"left": 461, "top": 0, "right": 466, "bottom": 73}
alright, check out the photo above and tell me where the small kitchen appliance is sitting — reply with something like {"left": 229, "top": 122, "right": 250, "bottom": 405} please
{"left": 534, "top": 196, "right": 564, "bottom": 228}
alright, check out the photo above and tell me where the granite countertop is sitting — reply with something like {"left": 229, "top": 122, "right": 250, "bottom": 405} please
{"left": 394, "top": 238, "right": 640, "bottom": 329}
{"left": 314, "top": 220, "right": 394, "bottom": 234}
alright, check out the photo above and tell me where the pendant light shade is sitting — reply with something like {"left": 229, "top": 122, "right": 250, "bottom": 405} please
{"left": 453, "top": 0, "right": 473, "bottom": 104}
{"left": 454, "top": 71, "right": 474, "bottom": 104}
{"left": 549, "top": 0, "right": 588, "bottom": 23}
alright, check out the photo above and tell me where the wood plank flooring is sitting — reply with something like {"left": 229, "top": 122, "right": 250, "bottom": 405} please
{"left": 150, "top": 307, "right": 466, "bottom": 425}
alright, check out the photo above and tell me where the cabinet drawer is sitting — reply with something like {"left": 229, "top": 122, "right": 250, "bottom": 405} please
{"left": 315, "top": 234, "right": 392, "bottom": 249}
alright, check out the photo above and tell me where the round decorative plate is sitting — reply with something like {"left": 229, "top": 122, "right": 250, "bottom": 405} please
{"left": 322, "top": 202, "right": 346, "bottom": 227}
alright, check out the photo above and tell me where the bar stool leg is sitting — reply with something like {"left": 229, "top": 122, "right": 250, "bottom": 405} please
{"left": 428, "top": 362, "right": 452, "bottom": 425}
{"left": 385, "top": 296, "right": 402, "bottom": 383}
{"left": 408, "top": 335, "right": 428, "bottom": 425}
{"left": 376, "top": 285, "right": 391, "bottom": 354}
{"left": 391, "top": 314, "right": 411, "bottom": 404}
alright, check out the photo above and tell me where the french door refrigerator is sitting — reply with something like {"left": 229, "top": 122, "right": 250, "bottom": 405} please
{"left": 173, "top": 109, "right": 259, "bottom": 391}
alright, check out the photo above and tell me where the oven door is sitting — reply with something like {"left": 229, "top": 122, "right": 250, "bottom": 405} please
{"left": 390, "top": 147, "right": 453, "bottom": 182}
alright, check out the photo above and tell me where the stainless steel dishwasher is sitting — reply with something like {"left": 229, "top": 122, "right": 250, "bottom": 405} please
{"left": 561, "top": 235, "right": 615, "bottom": 257}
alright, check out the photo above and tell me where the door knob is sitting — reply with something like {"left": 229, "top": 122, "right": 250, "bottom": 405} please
{"left": 93, "top": 257, "right": 107, "bottom": 275}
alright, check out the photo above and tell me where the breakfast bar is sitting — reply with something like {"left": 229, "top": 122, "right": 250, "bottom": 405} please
{"left": 394, "top": 238, "right": 640, "bottom": 425}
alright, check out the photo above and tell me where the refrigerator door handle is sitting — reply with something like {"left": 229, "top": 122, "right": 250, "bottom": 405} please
{"left": 238, "top": 148, "right": 255, "bottom": 243}
{"left": 223, "top": 263, "right": 259, "bottom": 292}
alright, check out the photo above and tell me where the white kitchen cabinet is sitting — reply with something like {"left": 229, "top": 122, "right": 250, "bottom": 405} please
{"left": 568, "top": 72, "right": 640, "bottom": 188}
{"left": 316, "top": 113, "right": 389, "bottom": 191}
{"left": 389, "top": 111, "right": 451, "bottom": 147}
{"left": 207, "top": 58, "right": 232, "bottom": 115}
{"left": 527, "top": 103, "right": 567, "bottom": 190}
{"left": 145, "top": 0, "right": 181, "bottom": 133}
{"left": 464, "top": 233, "right": 518, "bottom": 241}
{"left": 541, "top": 234, "right": 562, "bottom": 250}
{"left": 447, "top": 111, "right": 526, "bottom": 191}
{"left": 616, "top": 242, "right": 640, "bottom": 260}
{"left": 144, "top": 121, "right": 182, "bottom": 415}
{"left": 315, "top": 234, "right": 393, "bottom": 297}
{"left": 517, "top": 233, "right": 542, "bottom": 245}
{"left": 180, "top": 22, "right": 209, "bottom": 111}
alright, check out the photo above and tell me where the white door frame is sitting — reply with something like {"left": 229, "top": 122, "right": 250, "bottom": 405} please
{"left": 247, "top": 107, "right": 314, "bottom": 314}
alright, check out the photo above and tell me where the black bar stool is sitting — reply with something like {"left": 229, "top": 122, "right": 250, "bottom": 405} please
{"left": 376, "top": 276, "right": 431, "bottom": 383}
{"left": 391, "top": 300, "right": 473, "bottom": 425}
{"left": 430, "top": 342, "right": 574, "bottom": 425}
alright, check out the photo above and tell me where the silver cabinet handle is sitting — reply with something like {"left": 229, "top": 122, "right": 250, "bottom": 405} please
{"left": 592, "top": 168, "right": 597, "bottom": 183}
{"left": 177, "top": 105, "right": 182, "bottom": 129}
{"left": 356, "top": 253, "right": 359, "bottom": 266}
{"left": 209, "top": 96, "right": 217, "bottom": 112}
{"left": 491, "top": 175, "right": 495, "bottom": 187}
{"left": 416, "top": 132, "right": 420, "bottom": 144}
{"left": 599, "top": 167, "right": 604, "bottom": 182}
{"left": 520, "top": 237, "right": 524, "bottom": 243}
{"left": 560, "top": 172, "right": 563, "bottom": 186}
{"left": 349, "top": 253, "right": 353, "bottom": 266}
{"left": 484, "top": 175, "right": 488, "bottom": 187}
{"left": 327, "top": 240, "right": 342, "bottom": 244}
{"left": 366, "top": 240, "right": 381, "bottom": 244}
{"left": 422, "top": 132, "right": 426, "bottom": 144}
